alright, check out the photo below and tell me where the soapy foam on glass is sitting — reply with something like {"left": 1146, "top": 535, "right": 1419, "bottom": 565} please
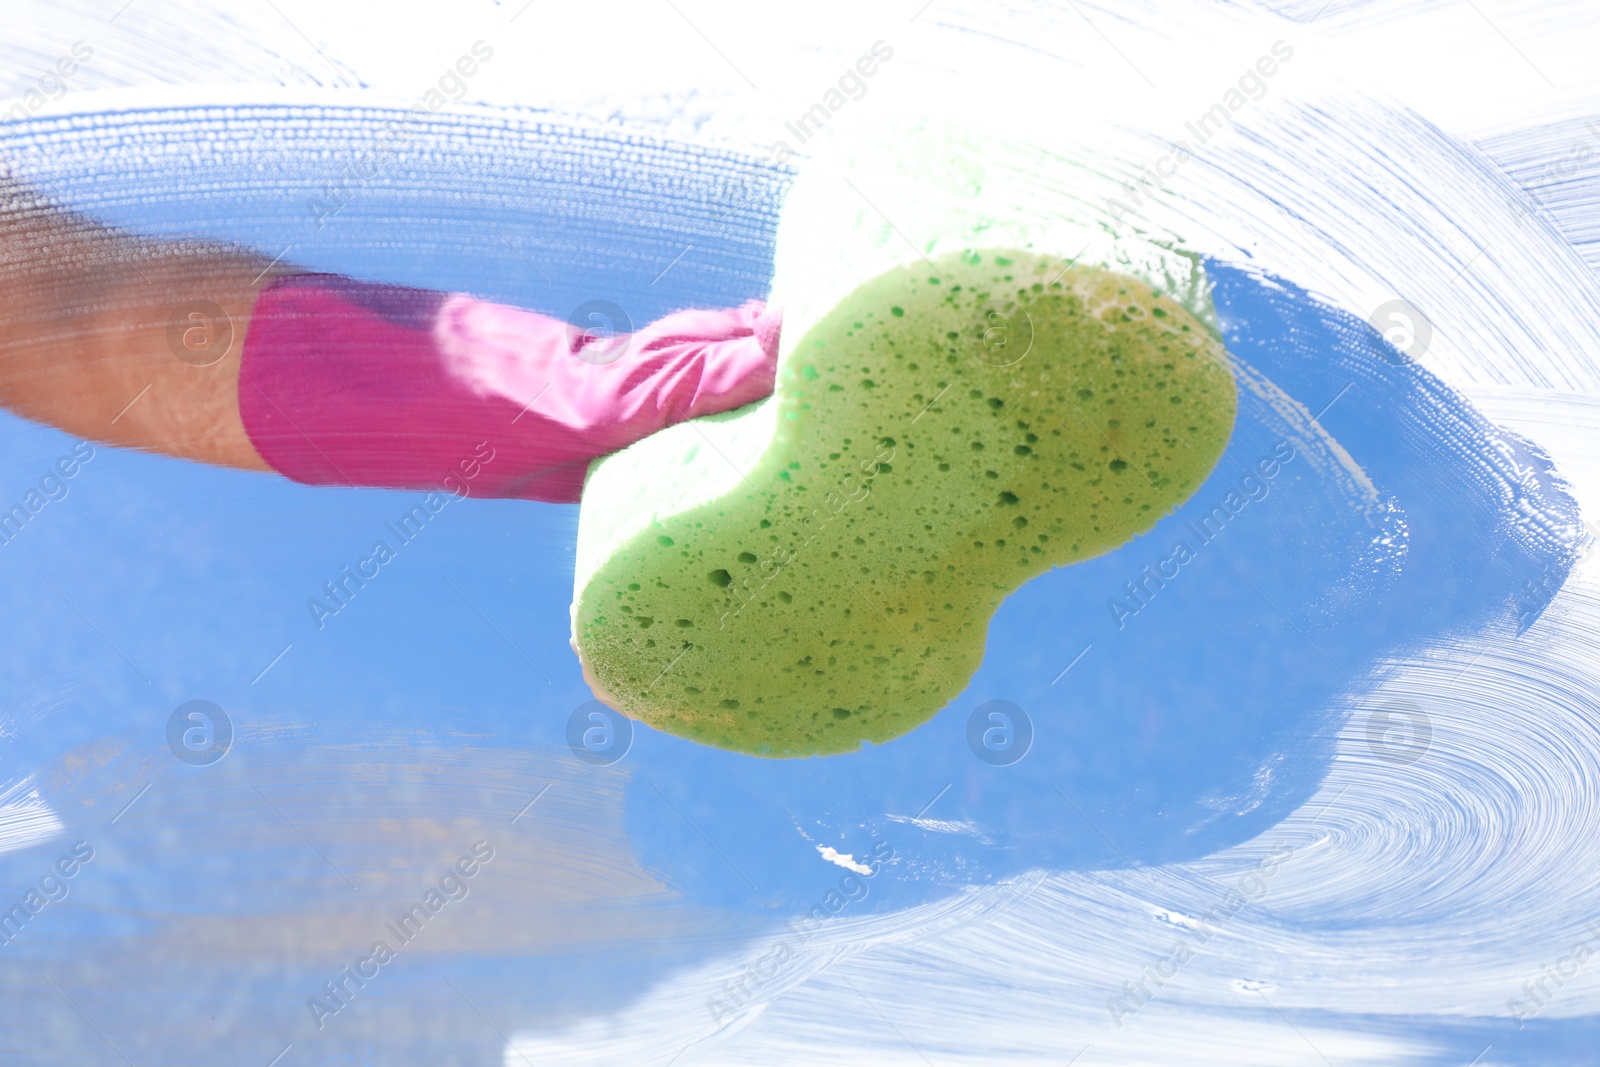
{"left": 572, "top": 249, "right": 1236, "bottom": 755}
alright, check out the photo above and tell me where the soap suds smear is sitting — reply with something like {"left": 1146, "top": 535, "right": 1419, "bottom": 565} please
{"left": 0, "top": 1, "right": 1597, "bottom": 1065}
{"left": 574, "top": 249, "right": 1235, "bottom": 756}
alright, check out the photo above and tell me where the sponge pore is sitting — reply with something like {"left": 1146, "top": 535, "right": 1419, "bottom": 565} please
{"left": 572, "top": 250, "right": 1237, "bottom": 757}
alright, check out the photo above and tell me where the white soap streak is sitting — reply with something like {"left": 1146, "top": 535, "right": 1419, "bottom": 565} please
{"left": 816, "top": 846, "right": 872, "bottom": 875}
{"left": 700, "top": 978, "right": 1430, "bottom": 1066}
{"left": 0, "top": 0, "right": 360, "bottom": 102}
{"left": 917, "top": 581, "right": 1600, "bottom": 1032}
{"left": 503, "top": 869, "right": 1051, "bottom": 1065}
{"left": 766, "top": 108, "right": 1227, "bottom": 360}
{"left": 1230, "top": 357, "right": 1383, "bottom": 510}
{"left": 1480, "top": 114, "right": 1600, "bottom": 275}
{"left": 754, "top": 5, "right": 1600, "bottom": 406}
{"left": 1305, "top": 0, "right": 1599, "bottom": 135}
{"left": 508, "top": 584, "right": 1600, "bottom": 1065}
{"left": 0, "top": 775, "right": 64, "bottom": 856}
{"left": 884, "top": 814, "right": 987, "bottom": 839}
{"left": 1151, "top": 99, "right": 1600, "bottom": 392}
{"left": 1465, "top": 388, "right": 1600, "bottom": 540}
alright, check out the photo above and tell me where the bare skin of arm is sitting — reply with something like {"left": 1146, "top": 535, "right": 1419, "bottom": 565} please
{"left": 0, "top": 171, "right": 291, "bottom": 471}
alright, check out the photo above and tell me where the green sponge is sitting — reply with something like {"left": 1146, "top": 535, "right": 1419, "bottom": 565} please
{"left": 571, "top": 248, "right": 1236, "bottom": 757}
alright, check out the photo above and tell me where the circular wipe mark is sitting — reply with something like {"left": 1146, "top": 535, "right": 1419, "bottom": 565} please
{"left": 1364, "top": 702, "right": 1432, "bottom": 765}
{"left": 566, "top": 700, "right": 634, "bottom": 765}
{"left": 166, "top": 699, "right": 234, "bottom": 766}
{"left": 165, "top": 301, "right": 235, "bottom": 366}
{"left": 971, "top": 299, "right": 1035, "bottom": 367}
{"left": 567, "top": 300, "right": 633, "bottom": 366}
{"left": 1368, "top": 299, "right": 1432, "bottom": 365}
{"left": 966, "top": 699, "right": 1033, "bottom": 766}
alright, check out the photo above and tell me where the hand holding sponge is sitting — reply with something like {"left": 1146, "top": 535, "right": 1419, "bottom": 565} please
{"left": 572, "top": 249, "right": 1236, "bottom": 755}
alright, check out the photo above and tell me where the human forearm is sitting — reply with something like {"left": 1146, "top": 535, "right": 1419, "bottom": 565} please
{"left": 0, "top": 170, "right": 783, "bottom": 498}
{"left": 0, "top": 173, "right": 284, "bottom": 470}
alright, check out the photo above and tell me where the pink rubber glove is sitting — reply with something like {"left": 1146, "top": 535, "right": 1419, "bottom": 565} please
{"left": 239, "top": 274, "right": 782, "bottom": 503}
